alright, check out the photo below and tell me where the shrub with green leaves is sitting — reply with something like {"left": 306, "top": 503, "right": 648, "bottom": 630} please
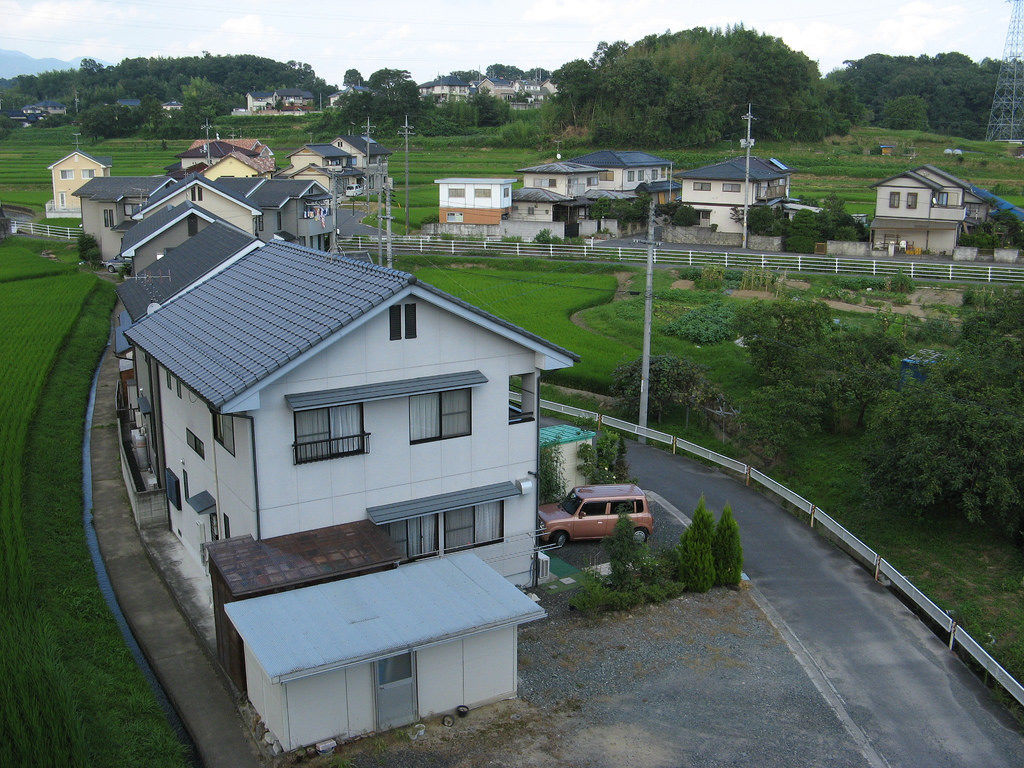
{"left": 712, "top": 505, "right": 743, "bottom": 586}
{"left": 577, "top": 430, "right": 631, "bottom": 484}
{"left": 76, "top": 233, "right": 100, "bottom": 266}
{"left": 695, "top": 264, "right": 724, "bottom": 290}
{"left": 665, "top": 302, "right": 736, "bottom": 344}
{"left": 676, "top": 496, "right": 716, "bottom": 592}
{"left": 887, "top": 269, "right": 915, "bottom": 294}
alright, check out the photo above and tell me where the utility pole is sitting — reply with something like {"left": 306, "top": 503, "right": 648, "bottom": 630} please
{"left": 638, "top": 197, "right": 656, "bottom": 444}
{"left": 203, "top": 120, "right": 212, "bottom": 165}
{"left": 331, "top": 168, "right": 341, "bottom": 255}
{"left": 399, "top": 115, "right": 414, "bottom": 235}
{"left": 554, "top": 139, "right": 563, "bottom": 160}
{"left": 741, "top": 104, "right": 755, "bottom": 250}
{"left": 72, "top": 132, "right": 81, "bottom": 150}
{"left": 363, "top": 116, "right": 376, "bottom": 220}
{"left": 385, "top": 179, "right": 393, "bottom": 269}
{"left": 376, "top": 185, "right": 384, "bottom": 265}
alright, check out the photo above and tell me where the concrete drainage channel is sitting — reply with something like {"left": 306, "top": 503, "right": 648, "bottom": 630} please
{"left": 82, "top": 346, "right": 201, "bottom": 766}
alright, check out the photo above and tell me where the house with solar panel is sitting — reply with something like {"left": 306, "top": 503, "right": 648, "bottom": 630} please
{"left": 869, "top": 165, "right": 990, "bottom": 255}
{"left": 565, "top": 150, "right": 673, "bottom": 192}
{"left": 121, "top": 240, "right": 574, "bottom": 747}
{"left": 674, "top": 156, "right": 796, "bottom": 234}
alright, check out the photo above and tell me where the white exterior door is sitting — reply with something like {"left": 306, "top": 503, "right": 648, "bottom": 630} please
{"left": 375, "top": 652, "right": 417, "bottom": 730}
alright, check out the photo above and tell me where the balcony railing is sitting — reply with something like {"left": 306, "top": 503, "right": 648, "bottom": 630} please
{"left": 293, "top": 432, "right": 370, "bottom": 464}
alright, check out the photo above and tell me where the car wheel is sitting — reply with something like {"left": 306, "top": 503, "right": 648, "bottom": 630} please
{"left": 551, "top": 530, "right": 569, "bottom": 547}
{"left": 107, "top": 265, "right": 116, "bottom": 272}
{"left": 633, "top": 528, "right": 649, "bottom": 543}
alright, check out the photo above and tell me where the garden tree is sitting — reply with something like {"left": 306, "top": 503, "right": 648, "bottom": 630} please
{"left": 343, "top": 68, "right": 364, "bottom": 86}
{"left": 818, "top": 325, "right": 904, "bottom": 430}
{"left": 959, "top": 211, "right": 1024, "bottom": 250}
{"left": 589, "top": 193, "right": 650, "bottom": 225}
{"left": 739, "top": 382, "right": 822, "bottom": 460}
{"left": 881, "top": 94, "right": 929, "bottom": 131}
{"left": 741, "top": 195, "right": 866, "bottom": 251}
{"left": 611, "top": 354, "right": 724, "bottom": 423}
{"left": 734, "top": 299, "right": 833, "bottom": 383}
{"left": 468, "top": 93, "right": 510, "bottom": 126}
{"left": 712, "top": 505, "right": 743, "bottom": 586}
{"left": 450, "top": 69, "right": 482, "bottom": 83}
{"left": 538, "top": 445, "right": 566, "bottom": 504}
{"left": 138, "top": 94, "right": 165, "bottom": 133}
{"left": 603, "top": 512, "right": 647, "bottom": 588}
{"left": 577, "top": 430, "right": 632, "bottom": 484}
{"left": 486, "top": 63, "right": 526, "bottom": 81}
{"left": 828, "top": 52, "right": 999, "bottom": 139}
{"left": 552, "top": 28, "right": 856, "bottom": 146}
{"left": 677, "top": 496, "right": 716, "bottom": 591}
{"left": 181, "top": 76, "right": 229, "bottom": 127}
{"left": 785, "top": 209, "right": 822, "bottom": 253}
{"left": 366, "top": 68, "right": 421, "bottom": 127}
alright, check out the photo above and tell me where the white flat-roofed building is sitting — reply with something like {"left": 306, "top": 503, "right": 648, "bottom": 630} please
{"left": 435, "top": 177, "right": 515, "bottom": 225}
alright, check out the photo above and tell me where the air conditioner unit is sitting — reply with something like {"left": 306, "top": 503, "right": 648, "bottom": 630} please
{"left": 537, "top": 551, "right": 551, "bottom": 583}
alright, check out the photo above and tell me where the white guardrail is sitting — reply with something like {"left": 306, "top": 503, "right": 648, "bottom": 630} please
{"left": 340, "top": 235, "right": 1024, "bottom": 284}
{"left": 11, "top": 220, "right": 83, "bottom": 240}
{"left": 534, "top": 395, "right": 1024, "bottom": 709}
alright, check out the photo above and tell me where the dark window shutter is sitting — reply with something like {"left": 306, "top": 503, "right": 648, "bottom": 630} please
{"left": 404, "top": 303, "right": 417, "bottom": 339}
{"left": 389, "top": 305, "right": 402, "bottom": 340}
{"left": 165, "top": 468, "right": 181, "bottom": 510}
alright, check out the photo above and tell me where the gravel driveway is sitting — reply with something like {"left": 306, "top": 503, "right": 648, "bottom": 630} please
{"left": 315, "top": 573, "right": 870, "bottom": 768}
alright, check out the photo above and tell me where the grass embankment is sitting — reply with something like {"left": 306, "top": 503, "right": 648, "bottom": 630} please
{"left": 0, "top": 236, "right": 186, "bottom": 767}
{"left": 405, "top": 256, "right": 1024, "bottom": 695}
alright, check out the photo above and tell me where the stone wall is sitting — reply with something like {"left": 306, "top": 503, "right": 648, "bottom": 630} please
{"left": 659, "top": 225, "right": 782, "bottom": 251}
{"left": 953, "top": 246, "right": 979, "bottom": 262}
{"left": 994, "top": 248, "right": 1020, "bottom": 263}
{"left": 499, "top": 220, "right": 565, "bottom": 239}
{"left": 421, "top": 222, "right": 500, "bottom": 238}
{"left": 826, "top": 240, "right": 871, "bottom": 258}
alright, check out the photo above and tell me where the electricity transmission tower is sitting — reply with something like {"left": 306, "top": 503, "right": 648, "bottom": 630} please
{"left": 987, "top": 0, "right": 1024, "bottom": 141}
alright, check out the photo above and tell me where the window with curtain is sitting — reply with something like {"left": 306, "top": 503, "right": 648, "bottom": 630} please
{"left": 409, "top": 388, "right": 470, "bottom": 443}
{"left": 293, "top": 403, "right": 365, "bottom": 463}
{"left": 444, "top": 501, "right": 503, "bottom": 551}
{"left": 386, "top": 514, "right": 439, "bottom": 560}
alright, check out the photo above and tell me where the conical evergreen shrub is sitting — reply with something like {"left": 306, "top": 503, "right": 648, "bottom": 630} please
{"left": 713, "top": 504, "right": 743, "bottom": 586}
{"left": 676, "top": 495, "right": 716, "bottom": 592}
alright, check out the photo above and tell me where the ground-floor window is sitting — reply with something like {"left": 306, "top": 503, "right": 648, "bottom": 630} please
{"left": 385, "top": 501, "right": 504, "bottom": 561}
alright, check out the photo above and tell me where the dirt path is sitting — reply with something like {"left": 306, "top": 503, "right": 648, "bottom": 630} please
{"left": 821, "top": 299, "right": 929, "bottom": 318}
{"left": 569, "top": 271, "right": 633, "bottom": 333}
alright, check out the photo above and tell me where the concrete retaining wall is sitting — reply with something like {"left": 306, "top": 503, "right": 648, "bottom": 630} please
{"left": 117, "top": 424, "right": 165, "bottom": 529}
{"left": 953, "top": 246, "right": 979, "bottom": 262}
{"left": 499, "top": 220, "right": 565, "bottom": 239}
{"left": 421, "top": 222, "right": 500, "bottom": 238}
{"left": 994, "top": 248, "right": 1020, "bottom": 263}
{"left": 827, "top": 240, "right": 871, "bottom": 257}
{"left": 659, "top": 225, "right": 782, "bottom": 251}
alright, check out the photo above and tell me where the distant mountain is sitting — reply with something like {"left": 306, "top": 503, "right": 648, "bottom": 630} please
{"left": 0, "top": 48, "right": 102, "bottom": 79}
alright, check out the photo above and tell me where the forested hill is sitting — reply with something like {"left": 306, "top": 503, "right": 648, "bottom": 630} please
{"left": 4, "top": 54, "right": 334, "bottom": 109}
{"left": 548, "top": 28, "right": 862, "bottom": 147}
{"left": 826, "top": 53, "right": 999, "bottom": 139}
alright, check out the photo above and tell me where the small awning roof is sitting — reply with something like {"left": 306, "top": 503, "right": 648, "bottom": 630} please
{"left": 366, "top": 481, "right": 520, "bottom": 525}
{"left": 224, "top": 552, "right": 546, "bottom": 682}
{"left": 187, "top": 490, "right": 216, "bottom": 514}
{"left": 138, "top": 394, "right": 152, "bottom": 415}
{"left": 285, "top": 370, "right": 487, "bottom": 411}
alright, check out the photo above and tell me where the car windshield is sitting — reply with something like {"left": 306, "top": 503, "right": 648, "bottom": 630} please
{"left": 559, "top": 491, "right": 581, "bottom": 515}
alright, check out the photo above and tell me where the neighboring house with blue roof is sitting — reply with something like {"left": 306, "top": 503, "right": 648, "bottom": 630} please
{"left": 566, "top": 149, "right": 672, "bottom": 192}
{"left": 418, "top": 74, "right": 470, "bottom": 101}
{"left": 23, "top": 100, "right": 66, "bottom": 115}
{"left": 675, "top": 156, "right": 795, "bottom": 233}
{"left": 869, "top": 164, "right": 989, "bottom": 255}
{"left": 121, "top": 239, "right": 574, "bottom": 744}
{"left": 116, "top": 98, "right": 141, "bottom": 107}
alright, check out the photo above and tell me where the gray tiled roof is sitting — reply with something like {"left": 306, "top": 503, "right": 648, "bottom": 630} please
{"left": 513, "top": 187, "right": 573, "bottom": 203}
{"left": 121, "top": 201, "right": 206, "bottom": 251}
{"left": 336, "top": 135, "right": 392, "bottom": 157}
{"left": 243, "top": 179, "right": 327, "bottom": 209}
{"left": 73, "top": 176, "right": 172, "bottom": 201}
{"left": 568, "top": 150, "right": 670, "bottom": 168}
{"left": 117, "top": 221, "right": 258, "bottom": 321}
{"left": 517, "top": 161, "right": 604, "bottom": 174}
{"left": 676, "top": 157, "right": 793, "bottom": 181}
{"left": 142, "top": 173, "right": 259, "bottom": 212}
{"left": 125, "top": 240, "right": 577, "bottom": 409}
{"left": 124, "top": 243, "right": 414, "bottom": 408}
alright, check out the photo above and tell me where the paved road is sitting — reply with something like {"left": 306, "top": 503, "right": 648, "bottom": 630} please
{"left": 621, "top": 438, "right": 1024, "bottom": 768}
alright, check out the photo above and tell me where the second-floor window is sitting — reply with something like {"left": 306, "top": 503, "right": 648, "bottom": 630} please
{"left": 936, "top": 191, "right": 950, "bottom": 206}
{"left": 82, "top": 169, "right": 95, "bottom": 179}
{"left": 889, "top": 191, "right": 901, "bottom": 208}
{"left": 190, "top": 186, "right": 203, "bottom": 202}
{"left": 213, "top": 412, "right": 235, "bottom": 456}
{"left": 60, "top": 169, "right": 74, "bottom": 180}
{"left": 723, "top": 183, "right": 741, "bottom": 193}
{"left": 627, "top": 171, "right": 635, "bottom": 182}
{"left": 906, "top": 193, "right": 918, "bottom": 209}
{"left": 693, "top": 182, "right": 711, "bottom": 191}
{"left": 474, "top": 188, "right": 492, "bottom": 199}
{"left": 254, "top": 215, "right": 264, "bottom": 233}
{"left": 186, "top": 429, "right": 205, "bottom": 459}
{"left": 448, "top": 187, "right": 465, "bottom": 198}
{"left": 103, "top": 209, "right": 115, "bottom": 227}
{"left": 293, "top": 404, "right": 366, "bottom": 464}
{"left": 638, "top": 170, "right": 645, "bottom": 181}
{"left": 410, "top": 389, "right": 471, "bottom": 443}
{"left": 389, "top": 303, "right": 417, "bottom": 340}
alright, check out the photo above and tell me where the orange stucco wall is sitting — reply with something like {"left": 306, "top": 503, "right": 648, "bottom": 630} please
{"left": 439, "top": 207, "right": 506, "bottom": 225}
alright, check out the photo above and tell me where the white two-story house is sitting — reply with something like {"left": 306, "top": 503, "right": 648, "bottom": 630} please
{"left": 869, "top": 164, "right": 988, "bottom": 255}
{"left": 123, "top": 241, "right": 574, "bottom": 747}
{"left": 566, "top": 150, "right": 672, "bottom": 192}
{"left": 674, "top": 156, "right": 794, "bottom": 234}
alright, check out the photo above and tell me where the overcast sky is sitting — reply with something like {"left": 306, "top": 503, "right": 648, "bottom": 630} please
{"left": 0, "top": 0, "right": 1014, "bottom": 85}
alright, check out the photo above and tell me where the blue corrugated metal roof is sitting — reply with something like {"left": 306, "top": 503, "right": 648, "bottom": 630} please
{"left": 224, "top": 552, "right": 545, "bottom": 681}
{"left": 539, "top": 424, "right": 595, "bottom": 447}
